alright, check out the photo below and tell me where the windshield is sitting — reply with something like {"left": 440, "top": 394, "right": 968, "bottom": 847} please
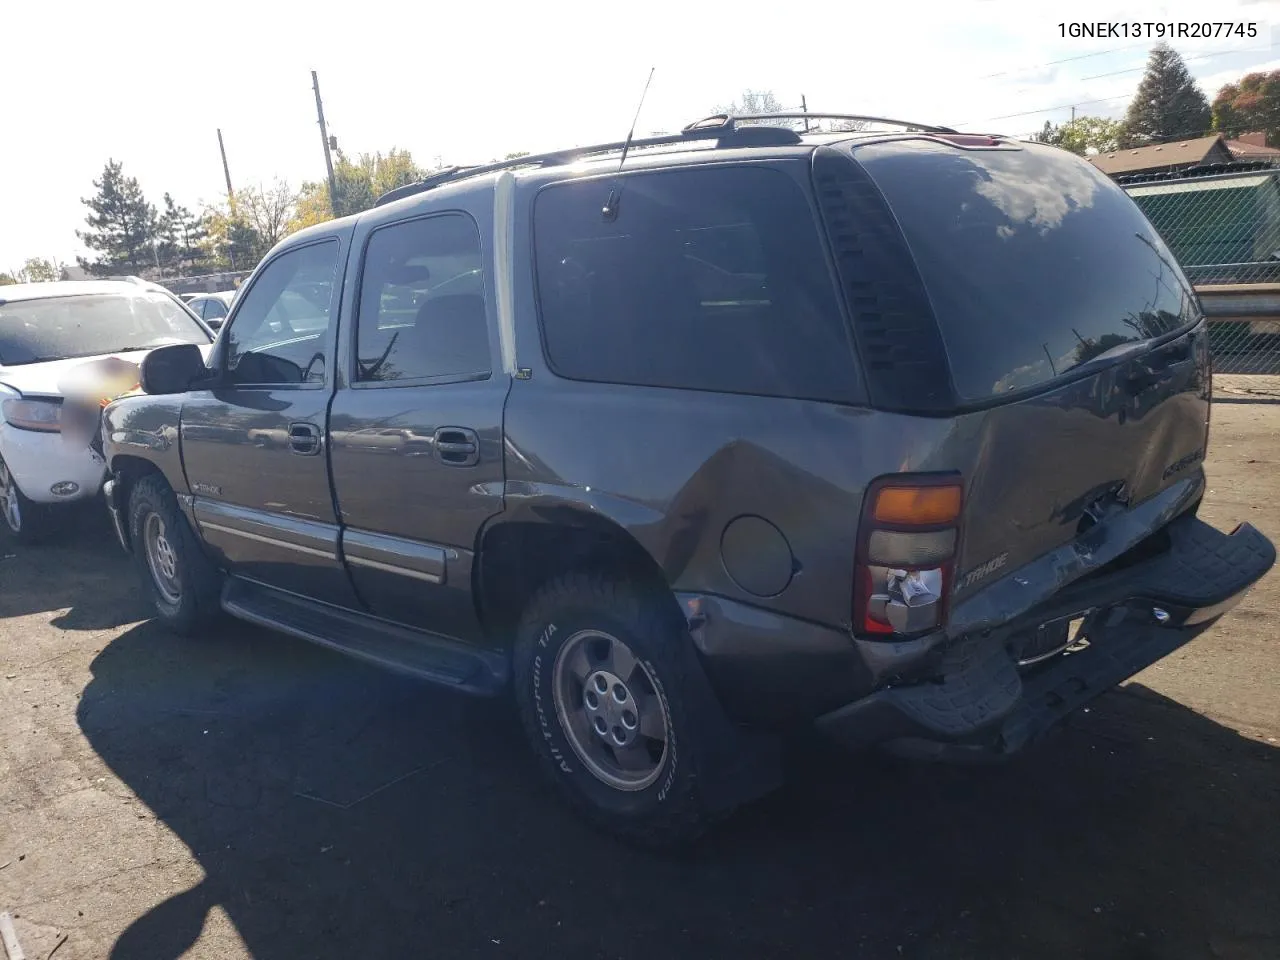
{"left": 0, "top": 292, "right": 210, "bottom": 366}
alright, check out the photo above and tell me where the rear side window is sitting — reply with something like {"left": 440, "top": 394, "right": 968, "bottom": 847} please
{"left": 533, "top": 165, "right": 859, "bottom": 402}
{"left": 852, "top": 140, "right": 1198, "bottom": 401}
{"left": 355, "top": 214, "right": 490, "bottom": 383}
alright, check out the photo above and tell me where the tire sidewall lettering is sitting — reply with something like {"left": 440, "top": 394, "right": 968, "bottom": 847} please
{"left": 531, "top": 617, "right": 683, "bottom": 808}
{"left": 644, "top": 656, "right": 679, "bottom": 804}
{"left": 531, "top": 641, "right": 573, "bottom": 774}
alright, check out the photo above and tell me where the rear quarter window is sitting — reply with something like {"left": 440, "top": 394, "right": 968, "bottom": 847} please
{"left": 532, "top": 164, "right": 860, "bottom": 403}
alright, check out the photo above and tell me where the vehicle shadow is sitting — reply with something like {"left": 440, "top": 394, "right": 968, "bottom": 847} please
{"left": 0, "top": 504, "right": 150, "bottom": 630}
{"left": 78, "top": 619, "right": 1280, "bottom": 960}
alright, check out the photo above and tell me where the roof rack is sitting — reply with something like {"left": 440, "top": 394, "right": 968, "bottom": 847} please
{"left": 685, "top": 112, "right": 957, "bottom": 134}
{"left": 374, "top": 111, "right": 953, "bottom": 207}
{"left": 374, "top": 127, "right": 731, "bottom": 207}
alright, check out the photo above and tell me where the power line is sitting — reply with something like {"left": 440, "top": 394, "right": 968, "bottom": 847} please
{"left": 976, "top": 41, "right": 1155, "bottom": 80}
{"left": 962, "top": 69, "right": 1274, "bottom": 129}
{"left": 961, "top": 41, "right": 1273, "bottom": 129}
{"left": 960, "top": 92, "right": 1135, "bottom": 126}
{"left": 1078, "top": 45, "right": 1271, "bottom": 82}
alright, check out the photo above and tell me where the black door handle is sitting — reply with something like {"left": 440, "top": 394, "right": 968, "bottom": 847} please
{"left": 289, "top": 421, "right": 323, "bottom": 456}
{"left": 434, "top": 427, "right": 480, "bottom": 466}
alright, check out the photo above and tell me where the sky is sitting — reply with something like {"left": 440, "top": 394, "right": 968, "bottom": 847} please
{"left": 4, "top": 0, "right": 1279, "bottom": 271}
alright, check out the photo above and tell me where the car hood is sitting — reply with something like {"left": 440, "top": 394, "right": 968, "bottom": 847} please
{"left": 0, "top": 344, "right": 214, "bottom": 399}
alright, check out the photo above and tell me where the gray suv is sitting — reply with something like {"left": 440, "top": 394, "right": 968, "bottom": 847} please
{"left": 99, "top": 113, "right": 1275, "bottom": 844}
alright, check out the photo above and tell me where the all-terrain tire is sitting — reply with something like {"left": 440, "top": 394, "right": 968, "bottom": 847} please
{"left": 513, "top": 571, "right": 731, "bottom": 847}
{"left": 128, "top": 474, "right": 222, "bottom": 635}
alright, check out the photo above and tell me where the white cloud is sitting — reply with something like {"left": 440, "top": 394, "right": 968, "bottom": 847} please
{"left": 975, "top": 148, "right": 1101, "bottom": 233}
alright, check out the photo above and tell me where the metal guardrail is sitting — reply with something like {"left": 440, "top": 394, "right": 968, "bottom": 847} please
{"left": 1195, "top": 283, "right": 1280, "bottom": 375}
{"left": 1124, "top": 162, "right": 1280, "bottom": 376}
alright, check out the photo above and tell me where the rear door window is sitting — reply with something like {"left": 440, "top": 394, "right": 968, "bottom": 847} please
{"left": 532, "top": 165, "right": 859, "bottom": 403}
{"left": 354, "top": 213, "right": 490, "bottom": 383}
{"left": 851, "top": 140, "right": 1198, "bottom": 400}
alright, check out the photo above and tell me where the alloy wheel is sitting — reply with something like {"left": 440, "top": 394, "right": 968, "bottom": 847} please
{"left": 552, "top": 629, "right": 671, "bottom": 791}
{"left": 143, "top": 512, "right": 182, "bottom": 604}
{"left": 0, "top": 458, "right": 21, "bottom": 533}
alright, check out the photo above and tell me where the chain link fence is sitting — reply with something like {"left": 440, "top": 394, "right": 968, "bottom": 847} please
{"left": 1121, "top": 160, "right": 1280, "bottom": 377}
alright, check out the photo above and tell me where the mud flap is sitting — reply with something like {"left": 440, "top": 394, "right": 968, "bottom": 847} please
{"left": 678, "top": 638, "right": 783, "bottom": 813}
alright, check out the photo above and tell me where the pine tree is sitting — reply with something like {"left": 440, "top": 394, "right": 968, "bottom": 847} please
{"left": 76, "top": 160, "right": 158, "bottom": 275}
{"left": 157, "top": 193, "right": 206, "bottom": 276}
{"left": 1121, "top": 43, "right": 1212, "bottom": 147}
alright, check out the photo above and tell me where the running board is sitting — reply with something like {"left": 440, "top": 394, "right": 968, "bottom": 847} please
{"left": 221, "top": 577, "right": 509, "bottom": 696}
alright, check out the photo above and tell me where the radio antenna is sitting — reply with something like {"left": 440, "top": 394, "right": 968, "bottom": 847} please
{"left": 602, "top": 66, "right": 655, "bottom": 221}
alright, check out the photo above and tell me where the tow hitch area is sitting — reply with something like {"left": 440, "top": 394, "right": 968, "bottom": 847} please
{"left": 817, "top": 515, "right": 1276, "bottom": 761}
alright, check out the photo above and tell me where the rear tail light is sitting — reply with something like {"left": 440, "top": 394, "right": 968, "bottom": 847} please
{"left": 855, "top": 475, "right": 962, "bottom": 637}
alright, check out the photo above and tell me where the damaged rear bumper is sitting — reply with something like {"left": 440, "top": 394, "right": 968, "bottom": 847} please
{"left": 816, "top": 514, "right": 1275, "bottom": 758}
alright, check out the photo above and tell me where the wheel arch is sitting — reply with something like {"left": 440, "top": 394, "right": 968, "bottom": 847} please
{"left": 476, "top": 503, "right": 681, "bottom": 649}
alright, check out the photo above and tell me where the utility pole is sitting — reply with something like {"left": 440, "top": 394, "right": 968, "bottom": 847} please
{"left": 1070, "top": 105, "right": 1076, "bottom": 123}
{"left": 312, "top": 70, "right": 339, "bottom": 216}
{"left": 801, "top": 94, "right": 811, "bottom": 132}
{"left": 216, "top": 128, "right": 235, "bottom": 211}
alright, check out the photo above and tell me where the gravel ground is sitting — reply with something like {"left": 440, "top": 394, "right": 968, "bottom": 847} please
{"left": 1, "top": 402, "right": 1277, "bottom": 960}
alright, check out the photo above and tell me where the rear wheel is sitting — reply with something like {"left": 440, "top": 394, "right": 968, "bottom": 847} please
{"left": 128, "top": 474, "right": 222, "bottom": 634}
{"left": 513, "top": 571, "right": 722, "bottom": 847}
{"left": 0, "top": 455, "right": 53, "bottom": 545}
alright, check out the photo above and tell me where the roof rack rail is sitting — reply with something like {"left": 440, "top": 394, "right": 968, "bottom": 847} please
{"left": 374, "top": 126, "right": 734, "bottom": 207}
{"left": 373, "top": 111, "right": 953, "bottom": 207}
{"left": 685, "top": 112, "right": 957, "bottom": 134}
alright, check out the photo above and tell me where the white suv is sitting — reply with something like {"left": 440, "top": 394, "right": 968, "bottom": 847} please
{"left": 0, "top": 280, "right": 213, "bottom": 543}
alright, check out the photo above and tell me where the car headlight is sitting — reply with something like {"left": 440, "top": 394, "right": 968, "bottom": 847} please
{"left": 1, "top": 398, "right": 62, "bottom": 433}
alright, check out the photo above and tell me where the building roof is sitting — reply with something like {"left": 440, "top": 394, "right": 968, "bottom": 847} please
{"left": 1089, "top": 135, "right": 1229, "bottom": 176}
{"left": 1226, "top": 138, "right": 1280, "bottom": 159}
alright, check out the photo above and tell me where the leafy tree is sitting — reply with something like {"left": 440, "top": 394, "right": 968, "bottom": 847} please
{"left": 1032, "top": 116, "right": 1123, "bottom": 155}
{"left": 237, "top": 180, "right": 299, "bottom": 252}
{"left": 363, "top": 148, "right": 425, "bottom": 200}
{"left": 707, "top": 89, "right": 859, "bottom": 131}
{"left": 0, "top": 259, "right": 62, "bottom": 284}
{"left": 290, "top": 183, "right": 333, "bottom": 233}
{"left": 712, "top": 89, "right": 792, "bottom": 127}
{"left": 18, "top": 257, "right": 61, "bottom": 282}
{"left": 291, "top": 147, "right": 428, "bottom": 230}
{"left": 1212, "top": 70, "right": 1280, "bottom": 145}
{"left": 202, "top": 204, "right": 262, "bottom": 271}
{"left": 157, "top": 193, "right": 206, "bottom": 276}
{"left": 76, "top": 160, "right": 158, "bottom": 275}
{"left": 1121, "top": 43, "right": 1212, "bottom": 146}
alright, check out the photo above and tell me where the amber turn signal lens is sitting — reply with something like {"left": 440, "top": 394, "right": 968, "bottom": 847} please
{"left": 873, "top": 484, "right": 962, "bottom": 525}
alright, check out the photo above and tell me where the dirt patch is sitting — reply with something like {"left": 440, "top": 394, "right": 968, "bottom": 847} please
{"left": 1, "top": 405, "right": 1277, "bottom": 959}
{"left": 1214, "top": 373, "right": 1280, "bottom": 400}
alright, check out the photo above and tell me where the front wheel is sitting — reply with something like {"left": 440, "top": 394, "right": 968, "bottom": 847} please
{"left": 514, "top": 572, "right": 727, "bottom": 847}
{"left": 128, "top": 474, "right": 222, "bottom": 635}
{"left": 0, "top": 454, "right": 54, "bottom": 545}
